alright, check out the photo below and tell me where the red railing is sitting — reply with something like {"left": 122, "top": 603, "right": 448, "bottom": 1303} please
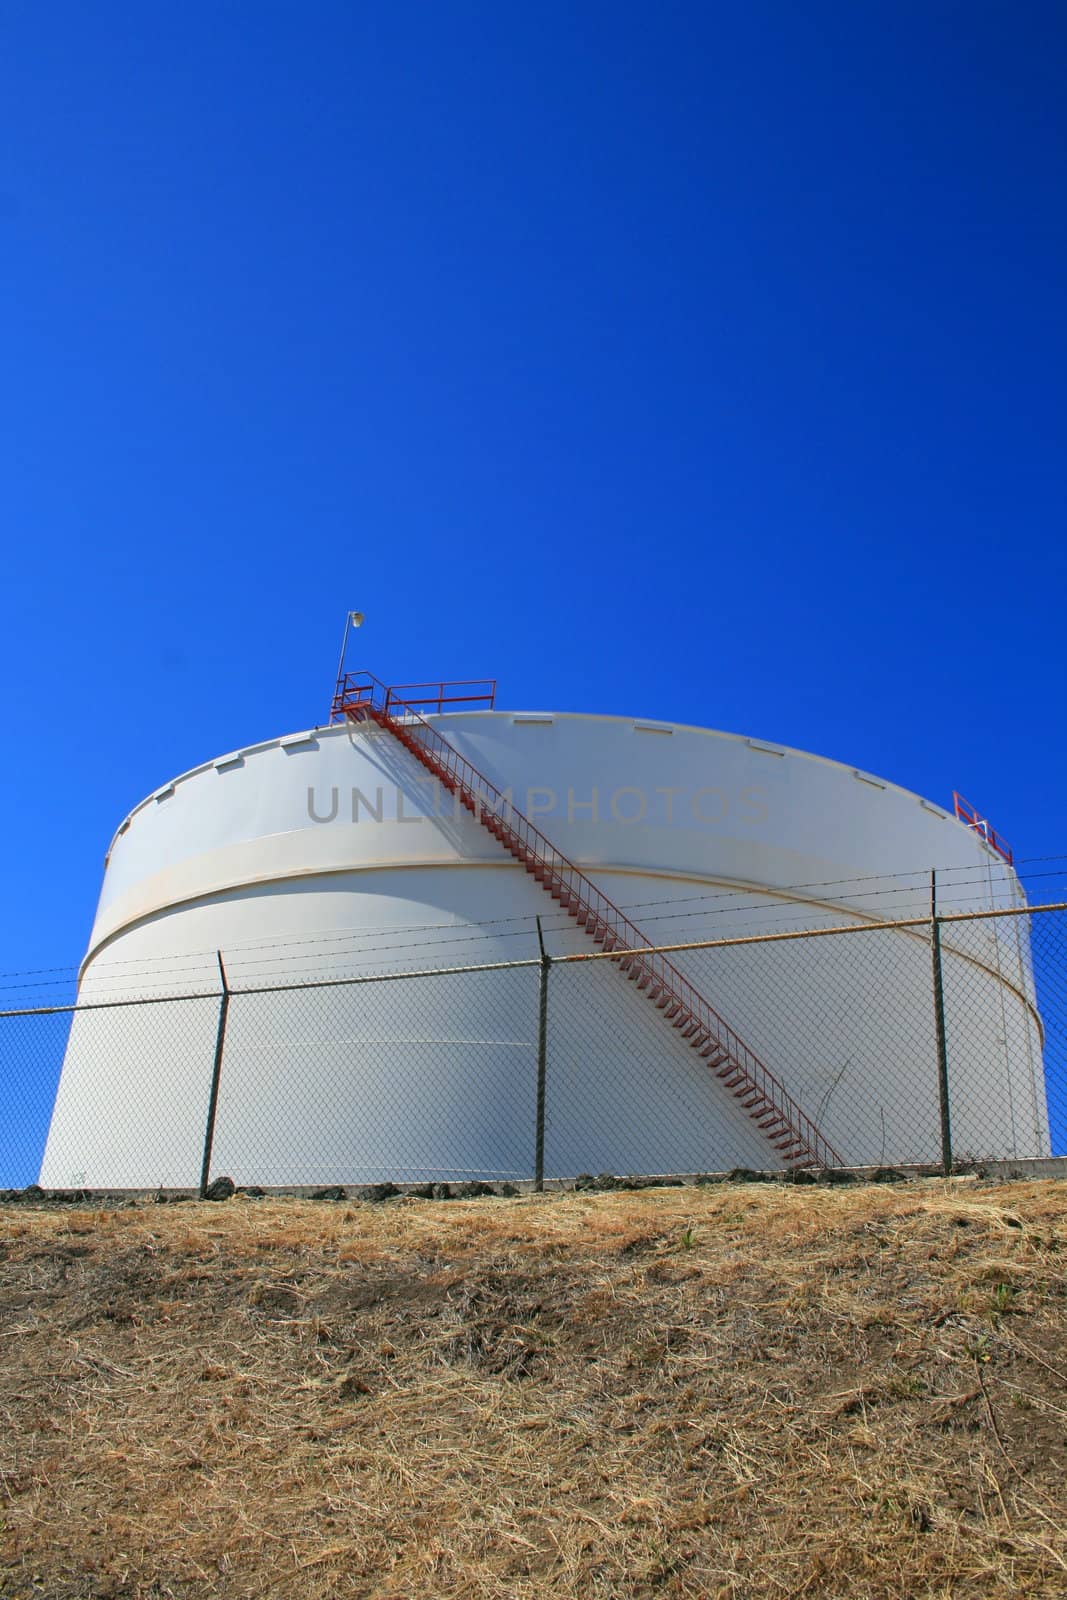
{"left": 953, "top": 792, "right": 1014, "bottom": 866}
{"left": 334, "top": 672, "right": 841, "bottom": 1168}
{"left": 332, "top": 676, "right": 495, "bottom": 720}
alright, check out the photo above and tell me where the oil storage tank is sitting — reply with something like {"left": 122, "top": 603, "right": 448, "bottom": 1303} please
{"left": 40, "top": 674, "right": 1047, "bottom": 1188}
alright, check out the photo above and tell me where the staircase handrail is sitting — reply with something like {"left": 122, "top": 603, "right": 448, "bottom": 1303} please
{"left": 334, "top": 670, "right": 841, "bottom": 1167}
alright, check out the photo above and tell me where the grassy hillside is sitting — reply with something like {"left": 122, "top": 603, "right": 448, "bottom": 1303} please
{"left": 2, "top": 1179, "right": 1066, "bottom": 1599}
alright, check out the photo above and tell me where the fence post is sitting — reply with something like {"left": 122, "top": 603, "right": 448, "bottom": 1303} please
{"left": 930, "top": 872, "right": 953, "bottom": 1176}
{"left": 534, "top": 917, "right": 550, "bottom": 1192}
{"left": 199, "top": 952, "right": 230, "bottom": 1198}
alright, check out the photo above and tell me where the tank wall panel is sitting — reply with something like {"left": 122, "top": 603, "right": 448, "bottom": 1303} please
{"left": 39, "top": 998, "right": 219, "bottom": 1189}
{"left": 210, "top": 967, "right": 541, "bottom": 1186}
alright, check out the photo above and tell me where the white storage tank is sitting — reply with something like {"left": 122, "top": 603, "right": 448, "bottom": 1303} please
{"left": 40, "top": 676, "right": 1047, "bottom": 1187}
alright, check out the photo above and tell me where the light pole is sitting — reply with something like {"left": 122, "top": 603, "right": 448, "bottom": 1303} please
{"left": 332, "top": 609, "right": 364, "bottom": 719}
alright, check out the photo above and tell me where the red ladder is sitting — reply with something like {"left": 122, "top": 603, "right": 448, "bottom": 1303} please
{"left": 332, "top": 672, "right": 842, "bottom": 1169}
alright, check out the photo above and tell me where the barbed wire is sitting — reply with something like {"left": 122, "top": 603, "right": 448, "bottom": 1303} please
{"left": 3, "top": 899, "right": 1065, "bottom": 1018}
{"left": 5, "top": 890, "right": 1062, "bottom": 1011}
{"left": 0, "top": 856, "right": 1040, "bottom": 992}
{"left": 0, "top": 887, "right": 1014, "bottom": 996}
{"left": 0, "top": 894, "right": 1050, "bottom": 1001}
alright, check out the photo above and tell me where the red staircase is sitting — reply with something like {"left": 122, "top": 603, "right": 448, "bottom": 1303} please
{"left": 332, "top": 672, "right": 842, "bottom": 1169}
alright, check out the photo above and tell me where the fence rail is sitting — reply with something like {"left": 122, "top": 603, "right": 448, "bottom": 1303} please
{"left": 3, "top": 895, "right": 1065, "bottom": 1194}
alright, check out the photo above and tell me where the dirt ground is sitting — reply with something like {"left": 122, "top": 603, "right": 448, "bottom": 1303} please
{"left": 1, "top": 1178, "right": 1066, "bottom": 1599}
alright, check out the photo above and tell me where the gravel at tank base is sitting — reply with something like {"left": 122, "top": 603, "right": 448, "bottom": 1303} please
{"left": 353, "top": 1181, "right": 401, "bottom": 1202}
{"left": 1, "top": 1180, "right": 1066, "bottom": 1600}
{"left": 0, "top": 1166, "right": 1046, "bottom": 1211}
{"left": 202, "top": 1175, "right": 236, "bottom": 1201}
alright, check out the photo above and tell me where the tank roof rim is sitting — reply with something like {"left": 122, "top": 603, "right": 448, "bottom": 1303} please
{"left": 102, "top": 708, "right": 1016, "bottom": 877}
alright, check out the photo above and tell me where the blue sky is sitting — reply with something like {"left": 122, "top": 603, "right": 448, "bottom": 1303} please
{"left": 1, "top": 1, "right": 1065, "bottom": 987}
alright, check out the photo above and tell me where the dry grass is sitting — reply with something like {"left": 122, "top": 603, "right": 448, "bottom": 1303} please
{"left": 2, "top": 1179, "right": 1066, "bottom": 1599}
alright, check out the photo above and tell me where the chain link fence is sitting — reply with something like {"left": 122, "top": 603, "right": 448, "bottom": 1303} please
{"left": 3, "top": 900, "right": 1064, "bottom": 1193}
